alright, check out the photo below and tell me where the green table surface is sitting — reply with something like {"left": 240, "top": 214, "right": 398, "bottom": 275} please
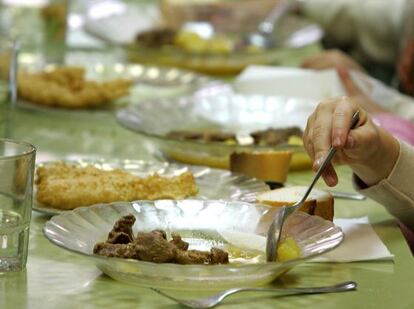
{"left": 1, "top": 98, "right": 414, "bottom": 309}
{"left": 0, "top": 40, "right": 413, "bottom": 308}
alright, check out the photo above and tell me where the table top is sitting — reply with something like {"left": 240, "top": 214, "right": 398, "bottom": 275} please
{"left": 0, "top": 14, "right": 413, "bottom": 308}
{"left": 2, "top": 99, "right": 414, "bottom": 309}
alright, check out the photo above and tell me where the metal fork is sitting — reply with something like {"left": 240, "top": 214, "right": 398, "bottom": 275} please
{"left": 266, "top": 110, "right": 361, "bottom": 262}
{"left": 152, "top": 281, "right": 357, "bottom": 308}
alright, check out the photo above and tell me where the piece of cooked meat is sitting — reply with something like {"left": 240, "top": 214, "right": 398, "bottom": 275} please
{"left": 107, "top": 214, "right": 136, "bottom": 244}
{"left": 210, "top": 247, "right": 229, "bottom": 264}
{"left": 35, "top": 162, "right": 198, "bottom": 209}
{"left": 169, "top": 232, "right": 189, "bottom": 251}
{"left": 175, "top": 250, "right": 211, "bottom": 265}
{"left": 93, "top": 242, "right": 137, "bottom": 259}
{"left": 133, "top": 231, "right": 177, "bottom": 263}
{"left": 94, "top": 215, "right": 230, "bottom": 265}
{"left": 135, "top": 28, "right": 176, "bottom": 48}
{"left": 174, "top": 247, "right": 229, "bottom": 265}
{"left": 251, "top": 127, "right": 303, "bottom": 146}
{"left": 167, "top": 130, "right": 236, "bottom": 143}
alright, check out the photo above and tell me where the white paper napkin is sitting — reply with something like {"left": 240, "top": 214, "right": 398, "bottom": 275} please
{"left": 220, "top": 217, "right": 394, "bottom": 262}
{"left": 234, "top": 65, "right": 414, "bottom": 122}
{"left": 312, "top": 217, "right": 394, "bottom": 262}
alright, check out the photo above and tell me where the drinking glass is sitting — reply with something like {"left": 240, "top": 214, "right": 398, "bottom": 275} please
{"left": 0, "top": 37, "right": 18, "bottom": 106}
{"left": 0, "top": 138, "right": 36, "bottom": 272}
{"left": 0, "top": 0, "right": 68, "bottom": 48}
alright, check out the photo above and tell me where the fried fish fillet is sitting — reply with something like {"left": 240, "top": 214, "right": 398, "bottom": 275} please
{"left": 36, "top": 162, "right": 198, "bottom": 209}
{"left": 17, "top": 66, "right": 132, "bottom": 108}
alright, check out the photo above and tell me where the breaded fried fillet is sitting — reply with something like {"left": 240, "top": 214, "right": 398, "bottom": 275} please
{"left": 17, "top": 66, "right": 132, "bottom": 108}
{"left": 36, "top": 162, "right": 198, "bottom": 209}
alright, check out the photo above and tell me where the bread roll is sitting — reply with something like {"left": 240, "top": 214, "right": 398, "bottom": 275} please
{"left": 256, "top": 186, "right": 334, "bottom": 221}
{"left": 229, "top": 151, "right": 293, "bottom": 183}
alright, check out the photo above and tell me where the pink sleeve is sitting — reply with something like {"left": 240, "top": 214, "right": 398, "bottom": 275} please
{"left": 373, "top": 112, "right": 414, "bottom": 145}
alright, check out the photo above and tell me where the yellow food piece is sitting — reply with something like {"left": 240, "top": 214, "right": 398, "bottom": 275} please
{"left": 174, "top": 31, "right": 207, "bottom": 53}
{"left": 207, "top": 36, "right": 233, "bottom": 54}
{"left": 288, "top": 135, "right": 303, "bottom": 146}
{"left": 277, "top": 237, "right": 301, "bottom": 262}
{"left": 174, "top": 31, "right": 200, "bottom": 46}
{"left": 175, "top": 30, "right": 235, "bottom": 54}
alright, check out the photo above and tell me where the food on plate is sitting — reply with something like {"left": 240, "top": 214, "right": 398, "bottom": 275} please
{"left": 135, "top": 28, "right": 257, "bottom": 55}
{"left": 166, "top": 127, "right": 303, "bottom": 146}
{"left": 165, "top": 127, "right": 306, "bottom": 173}
{"left": 174, "top": 31, "right": 235, "bottom": 54}
{"left": 135, "top": 28, "right": 176, "bottom": 48}
{"left": 17, "top": 66, "right": 132, "bottom": 108}
{"left": 160, "top": 0, "right": 279, "bottom": 34}
{"left": 167, "top": 130, "right": 236, "bottom": 144}
{"left": 256, "top": 186, "right": 334, "bottom": 221}
{"left": 251, "top": 127, "right": 303, "bottom": 146}
{"left": 35, "top": 162, "right": 198, "bottom": 209}
{"left": 93, "top": 214, "right": 229, "bottom": 265}
{"left": 276, "top": 237, "right": 301, "bottom": 262}
{"left": 230, "top": 151, "right": 293, "bottom": 183}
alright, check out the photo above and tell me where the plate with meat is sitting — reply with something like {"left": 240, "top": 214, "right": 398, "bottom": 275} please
{"left": 43, "top": 200, "right": 343, "bottom": 290}
{"left": 33, "top": 159, "right": 269, "bottom": 215}
{"left": 116, "top": 94, "right": 318, "bottom": 170}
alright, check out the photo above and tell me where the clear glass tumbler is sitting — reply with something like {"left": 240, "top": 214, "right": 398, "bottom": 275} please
{"left": 0, "top": 36, "right": 18, "bottom": 106}
{"left": 0, "top": 138, "right": 36, "bottom": 272}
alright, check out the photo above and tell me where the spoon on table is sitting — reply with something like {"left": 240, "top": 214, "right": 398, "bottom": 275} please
{"left": 152, "top": 281, "right": 357, "bottom": 308}
{"left": 266, "top": 110, "right": 361, "bottom": 262}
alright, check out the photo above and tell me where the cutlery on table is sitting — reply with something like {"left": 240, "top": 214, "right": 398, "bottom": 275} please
{"left": 152, "top": 281, "right": 357, "bottom": 308}
{"left": 329, "top": 190, "right": 366, "bottom": 201}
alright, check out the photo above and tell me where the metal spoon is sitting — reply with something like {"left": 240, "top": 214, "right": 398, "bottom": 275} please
{"left": 243, "top": 0, "right": 295, "bottom": 49}
{"left": 152, "top": 281, "right": 357, "bottom": 308}
{"left": 266, "top": 110, "right": 361, "bottom": 262}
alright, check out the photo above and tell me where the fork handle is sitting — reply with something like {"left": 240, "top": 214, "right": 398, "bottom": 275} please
{"left": 223, "top": 281, "right": 357, "bottom": 298}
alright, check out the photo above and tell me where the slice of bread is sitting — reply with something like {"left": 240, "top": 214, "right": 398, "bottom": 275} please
{"left": 229, "top": 151, "right": 293, "bottom": 183}
{"left": 256, "top": 186, "right": 334, "bottom": 221}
